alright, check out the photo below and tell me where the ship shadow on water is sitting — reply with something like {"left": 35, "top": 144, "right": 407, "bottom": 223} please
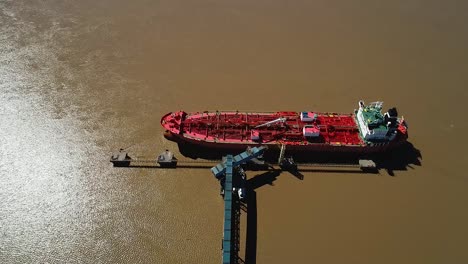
{"left": 213, "top": 142, "right": 421, "bottom": 264}
{"left": 176, "top": 141, "right": 421, "bottom": 263}
{"left": 369, "top": 142, "right": 422, "bottom": 176}
{"left": 177, "top": 141, "right": 422, "bottom": 176}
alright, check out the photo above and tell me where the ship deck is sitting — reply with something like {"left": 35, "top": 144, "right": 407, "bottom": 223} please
{"left": 162, "top": 111, "right": 365, "bottom": 146}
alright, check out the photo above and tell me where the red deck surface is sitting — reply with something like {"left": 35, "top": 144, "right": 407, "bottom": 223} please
{"left": 162, "top": 111, "right": 365, "bottom": 146}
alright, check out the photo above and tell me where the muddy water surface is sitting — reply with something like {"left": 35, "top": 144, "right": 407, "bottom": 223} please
{"left": 1, "top": 1, "right": 467, "bottom": 263}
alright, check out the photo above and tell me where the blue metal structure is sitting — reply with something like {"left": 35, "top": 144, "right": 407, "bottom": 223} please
{"left": 211, "top": 146, "right": 267, "bottom": 179}
{"left": 213, "top": 146, "right": 267, "bottom": 264}
{"left": 222, "top": 155, "right": 234, "bottom": 264}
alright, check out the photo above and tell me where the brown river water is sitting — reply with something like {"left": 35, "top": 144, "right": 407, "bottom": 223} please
{"left": 1, "top": 1, "right": 467, "bottom": 263}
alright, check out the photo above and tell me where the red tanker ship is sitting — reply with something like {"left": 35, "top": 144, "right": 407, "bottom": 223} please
{"left": 161, "top": 101, "right": 408, "bottom": 154}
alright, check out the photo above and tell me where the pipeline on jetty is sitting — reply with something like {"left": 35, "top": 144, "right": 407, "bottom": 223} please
{"left": 110, "top": 146, "right": 377, "bottom": 264}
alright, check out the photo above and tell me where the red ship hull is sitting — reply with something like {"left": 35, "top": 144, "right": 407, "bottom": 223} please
{"left": 161, "top": 110, "right": 408, "bottom": 157}
{"left": 164, "top": 131, "right": 406, "bottom": 153}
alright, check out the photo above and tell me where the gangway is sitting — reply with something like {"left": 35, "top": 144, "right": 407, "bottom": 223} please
{"left": 211, "top": 146, "right": 268, "bottom": 179}
{"left": 212, "top": 146, "right": 268, "bottom": 264}
{"left": 278, "top": 144, "right": 286, "bottom": 165}
{"left": 221, "top": 155, "right": 234, "bottom": 264}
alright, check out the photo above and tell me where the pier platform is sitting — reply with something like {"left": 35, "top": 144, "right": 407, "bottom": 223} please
{"left": 110, "top": 147, "right": 378, "bottom": 264}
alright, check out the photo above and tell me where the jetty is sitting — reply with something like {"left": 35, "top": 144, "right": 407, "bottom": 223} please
{"left": 110, "top": 146, "right": 377, "bottom": 263}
